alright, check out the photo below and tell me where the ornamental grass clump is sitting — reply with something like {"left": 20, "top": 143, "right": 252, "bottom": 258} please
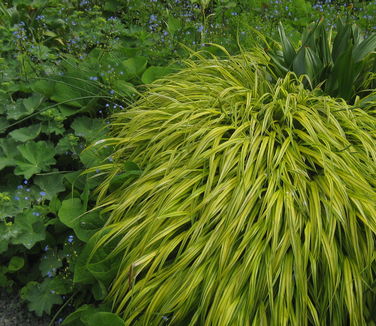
{"left": 87, "top": 48, "right": 376, "bottom": 325}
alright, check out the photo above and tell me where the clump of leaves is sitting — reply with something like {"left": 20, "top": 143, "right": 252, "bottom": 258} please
{"left": 85, "top": 48, "right": 376, "bottom": 325}
{"left": 1, "top": 0, "right": 179, "bottom": 319}
{"left": 266, "top": 17, "right": 376, "bottom": 102}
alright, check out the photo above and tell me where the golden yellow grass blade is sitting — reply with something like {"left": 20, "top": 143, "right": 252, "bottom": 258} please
{"left": 79, "top": 48, "right": 376, "bottom": 325}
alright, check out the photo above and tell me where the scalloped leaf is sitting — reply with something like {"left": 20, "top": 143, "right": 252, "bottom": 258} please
{"left": 50, "top": 82, "right": 82, "bottom": 107}
{"left": 21, "top": 280, "right": 63, "bottom": 317}
{"left": 0, "top": 138, "right": 19, "bottom": 170}
{"left": 14, "top": 141, "right": 56, "bottom": 179}
{"left": 39, "top": 250, "right": 63, "bottom": 277}
{"left": 34, "top": 174, "right": 65, "bottom": 200}
{"left": 31, "top": 79, "right": 55, "bottom": 97}
{"left": 9, "top": 124, "right": 41, "bottom": 142}
{"left": 10, "top": 210, "right": 46, "bottom": 249}
{"left": 71, "top": 117, "right": 106, "bottom": 142}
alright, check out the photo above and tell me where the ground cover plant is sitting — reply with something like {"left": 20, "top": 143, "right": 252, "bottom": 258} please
{"left": 0, "top": 45, "right": 175, "bottom": 325}
{"left": 0, "top": 0, "right": 375, "bottom": 325}
{"left": 0, "top": 0, "right": 178, "bottom": 322}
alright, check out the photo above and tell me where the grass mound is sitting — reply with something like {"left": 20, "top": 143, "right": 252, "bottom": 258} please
{"left": 90, "top": 49, "right": 376, "bottom": 325}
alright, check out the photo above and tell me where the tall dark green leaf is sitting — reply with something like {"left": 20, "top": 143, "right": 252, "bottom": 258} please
{"left": 268, "top": 18, "right": 376, "bottom": 102}
{"left": 352, "top": 34, "right": 376, "bottom": 63}
{"left": 327, "top": 49, "right": 355, "bottom": 100}
{"left": 278, "top": 22, "right": 296, "bottom": 67}
{"left": 332, "top": 18, "right": 353, "bottom": 62}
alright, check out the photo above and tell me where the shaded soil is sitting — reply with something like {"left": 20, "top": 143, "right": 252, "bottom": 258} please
{"left": 0, "top": 288, "right": 51, "bottom": 326}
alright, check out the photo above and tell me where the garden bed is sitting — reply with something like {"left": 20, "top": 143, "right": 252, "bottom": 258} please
{"left": 0, "top": 289, "right": 51, "bottom": 326}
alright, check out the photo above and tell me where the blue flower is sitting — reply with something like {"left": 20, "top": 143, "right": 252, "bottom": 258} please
{"left": 14, "top": 196, "right": 20, "bottom": 201}
{"left": 32, "top": 212, "right": 40, "bottom": 216}
{"left": 67, "top": 235, "right": 74, "bottom": 243}
{"left": 40, "top": 191, "right": 47, "bottom": 196}
{"left": 17, "top": 185, "right": 23, "bottom": 189}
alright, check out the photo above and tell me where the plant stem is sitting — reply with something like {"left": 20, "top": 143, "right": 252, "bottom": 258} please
{"left": 48, "top": 291, "right": 78, "bottom": 326}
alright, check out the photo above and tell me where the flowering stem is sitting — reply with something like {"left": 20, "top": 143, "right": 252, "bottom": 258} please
{"left": 48, "top": 291, "right": 78, "bottom": 326}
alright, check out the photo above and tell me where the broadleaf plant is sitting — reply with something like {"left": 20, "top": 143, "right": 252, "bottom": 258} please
{"left": 268, "top": 17, "right": 376, "bottom": 102}
{"left": 14, "top": 141, "right": 56, "bottom": 179}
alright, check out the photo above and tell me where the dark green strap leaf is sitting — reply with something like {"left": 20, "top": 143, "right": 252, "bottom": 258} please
{"left": 352, "top": 34, "right": 376, "bottom": 63}
{"left": 278, "top": 22, "right": 296, "bottom": 68}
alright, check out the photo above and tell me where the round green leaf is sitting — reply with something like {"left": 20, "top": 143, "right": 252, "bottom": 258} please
{"left": 121, "top": 56, "right": 148, "bottom": 79}
{"left": 71, "top": 117, "right": 105, "bottom": 142}
{"left": 58, "top": 198, "right": 85, "bottom": 229}
{"left": 8, "top": 256, "right": 25, "bottom": 272}
{"left": 31, "top": 79, "right": 55, "bottom": 97}
{"left": 9, "top": 124, "right": 42, "bottom": 142}
{"left": 14, "top": 141, "right": 56, "bottom": 179}
{"left": 85, "top": 312, "right": 124, "bottom": 326}
{"left": 141, "top": 66, "right": 173, "bottom": 84}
